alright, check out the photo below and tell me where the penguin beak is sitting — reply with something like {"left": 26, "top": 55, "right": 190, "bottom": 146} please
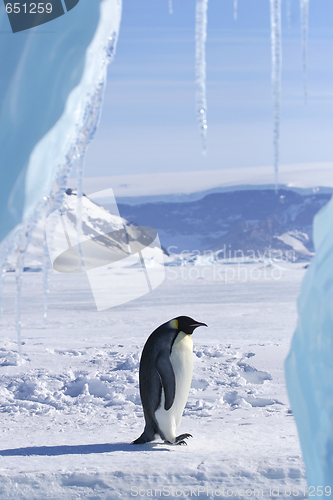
{"left": 190, "top": 322, "right": 207, "bottom": 328}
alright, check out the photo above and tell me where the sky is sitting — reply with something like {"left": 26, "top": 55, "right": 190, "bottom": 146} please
{"left": 83, "top": 0, "right": 333, "bottom": 184}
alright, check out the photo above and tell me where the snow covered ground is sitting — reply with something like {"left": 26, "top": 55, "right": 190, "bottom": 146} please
{"left": 0, "top": 261, "right": 308, "bottom": 499}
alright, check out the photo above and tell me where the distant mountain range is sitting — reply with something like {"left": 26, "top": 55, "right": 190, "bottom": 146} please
{"left": 117, "top": 189, "right": 332, "bottom": 261}
{"left": 13, "top": 188, "right": 331, "bottom": 271}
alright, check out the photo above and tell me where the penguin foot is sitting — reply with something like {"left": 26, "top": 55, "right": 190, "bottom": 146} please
{"left": 175, "top": 433, "right": 192, "bottom": 443}
{"left": 164, "top": 434, "right": 193, "bottom": 446}
{"left": 176, "top": 440, "right": 187, "bottom": 446}
{"left": 132, "top": 435, "right": 152, "bottom": 445}
{"left": 164, "top": 439, "right": 187, "bottom": 446}
{"left": 132, "top": 437, "right": 146, "bottom": 445}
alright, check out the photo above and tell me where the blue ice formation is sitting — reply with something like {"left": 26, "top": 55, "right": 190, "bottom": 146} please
{"left": 285, "top": 194, "right": 333, "bottom": 497}
{"left": 0, "top": 0, "right": 121, "bottom": 249}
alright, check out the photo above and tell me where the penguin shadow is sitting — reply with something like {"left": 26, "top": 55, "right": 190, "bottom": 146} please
{"left": 0, "top": 442, "right": 171, "bottom": 457}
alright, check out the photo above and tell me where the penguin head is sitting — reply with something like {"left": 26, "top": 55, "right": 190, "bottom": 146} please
{"left": 174, "top": 316, "right": 207, "bottom": 335}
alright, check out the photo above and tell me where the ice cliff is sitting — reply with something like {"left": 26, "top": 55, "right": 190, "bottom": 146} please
{"left": 0, "top": 0, "right": 121, "bottom": 250}
{"left": 285, "top": 195, "right": 333, "bottom": 497}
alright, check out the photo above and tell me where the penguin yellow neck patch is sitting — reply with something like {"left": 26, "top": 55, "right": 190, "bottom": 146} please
{"left": 170, "top": 319, "right": 179, "bottom": 329}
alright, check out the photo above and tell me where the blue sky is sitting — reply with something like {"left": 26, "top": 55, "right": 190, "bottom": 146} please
{"left": 84, "top": 0, "right": 333, "bottom": 182}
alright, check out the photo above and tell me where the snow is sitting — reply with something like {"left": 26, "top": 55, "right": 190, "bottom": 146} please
{"left": 276, "top": 233, "right": 312, "bottom": 257}
{"left": 0, "top": 261, "right": 308, "bottom": 498}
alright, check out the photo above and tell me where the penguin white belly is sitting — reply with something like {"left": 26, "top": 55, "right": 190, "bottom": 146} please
{"left": 155, "top": 332, "right": 193, "bottom": 443}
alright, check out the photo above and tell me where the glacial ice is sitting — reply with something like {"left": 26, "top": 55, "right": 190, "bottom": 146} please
{"left": 270, "top": 0, "right": 282, "bottom": 192}
{"left": 285, "top": 195, "right": 333, "bottom": 496}
{"left": 0, "top": 1, "right": 115, "bottom": 244}
{"left": 195, "top": 0, "right": 208, "bottom": 154}
{"left": 0, "top": 0, "right": 121, "bottom": 248}
{"left": 0, "top": 0, "right": 121, "bottom": 340}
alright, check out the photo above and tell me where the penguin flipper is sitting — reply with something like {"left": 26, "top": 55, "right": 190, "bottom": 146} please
{"left": 156, "top": 353, "right": 175, "bottom": 411}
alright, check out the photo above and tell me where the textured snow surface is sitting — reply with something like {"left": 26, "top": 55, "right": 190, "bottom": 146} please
{"left": 0, "top": 263, "right": 307, "bottom": 499}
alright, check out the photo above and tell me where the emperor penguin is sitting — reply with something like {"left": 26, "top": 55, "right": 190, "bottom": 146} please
{"left": 132, "top": 316, "right": 207, "bottom": 445}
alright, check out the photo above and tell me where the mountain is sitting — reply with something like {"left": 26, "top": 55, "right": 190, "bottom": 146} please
{"left": 8, "top": 190, "right": 165, "bottom": 271}
{"left": 117, "top": 189, "right": 332, "bottom": 261}
{"left": 11, "top": 188, "right": 331, "bottom": 270}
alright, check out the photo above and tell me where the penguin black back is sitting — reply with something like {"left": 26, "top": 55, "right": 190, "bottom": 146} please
{"left": 132, "top": 316, "right": 207, "bottom": 445}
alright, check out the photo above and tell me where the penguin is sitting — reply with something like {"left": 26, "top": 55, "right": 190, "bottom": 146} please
{"left": 132, "top": 316, "right": 207, "bottom": 445}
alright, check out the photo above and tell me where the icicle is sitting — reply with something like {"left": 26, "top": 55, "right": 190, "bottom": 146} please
{"left": 73, "top": 32, "right": 119, "bottom": 271}
{"left": 0, "top": 232, "right": 18, "bottom": 322}
{"left": 233, "top": 0, "right": 238, "bottom": 20}
{"left": 169, "top": 0, "right": 173, "bottom": 14}
{"left": 195, "top": 0, "right": 208, "bottom": 154}
{"left": 75, "top": 151, "right": 85, "bottom": 272}
{"left": 0, "top": 263, "right": 6, "bottom": 320}
{"left": 286, "top": 0, "right": 291, "bottom": 29}
{"left": 270, "top": 0, "right": 282, "bottom": 192}
{"left": 8, "top": 223, "right": 30, "bottom": 355}
{"left": 300, "top": 0, "right": 309, "bottom": 104}
{"left": 14, "top": 223, "right": 35, "bottom": 356}
{"left": 42, "top": 226, "right": 50, "bottom": 327}
{"left": 15, "top": 238, "right": 25, "bottom": 357}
